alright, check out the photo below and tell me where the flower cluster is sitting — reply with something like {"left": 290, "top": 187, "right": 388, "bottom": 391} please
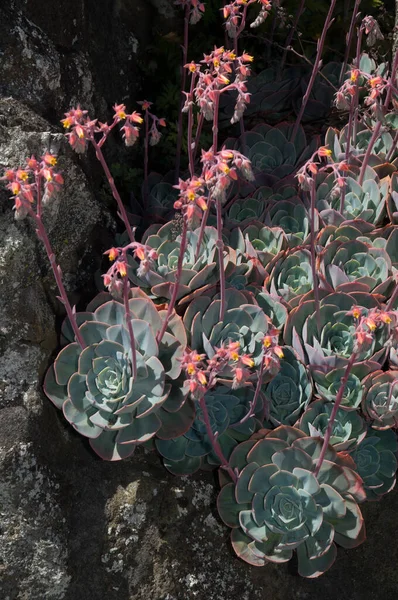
{"left": 201, "top": 147, "right": 254, "bottom": 203}
{"left": 181, "top": 341, "right": 255, "bottom": 395}
{"left": 175, "top": 0, "right": 205, "bottom": 24}
{"left": 173, "top": 175, "right": 208, "bottom": 222}
{"left": 103, "top": 242, "right": 158, "bottom": 297}
{"left": 2, "top": 154, "right": 63, "bottom": 219}
{"left": 185, "top": 46, "right": 253, "bottom": 123}
{"left": 61, "top": 103, "right": 143, "bottom": 151}
{"left": 138, "top": 100, "right": 167, "bottom": 146}
{"left": 223, "top": 0, "right": 270, "bottom": 38}
{"left": 349, "top": 306, "right": 395, "bottom": 350}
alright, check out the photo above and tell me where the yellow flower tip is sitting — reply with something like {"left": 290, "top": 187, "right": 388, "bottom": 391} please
{"left": 136, "top": 247, "right": 145, "bottom": 261}
{"left": 197, "top": 372, "right": 207, "bottom": 385}
{"left": 263, "top": 336, "right": 272, "bottom": 348}
{"left": 187, "top": 191, "right": 196, "bottom": 201}
{"left": 187, "top": 364, "right": 196, "bottom": 375}
{"left": 274, "top": 347, "right": 284, "bottom": 359}
{"left": 352, "top": 309, "right": 361, "bottom": 319}
{"left": 231, "top": 352, "right": 240, "bottom": 362}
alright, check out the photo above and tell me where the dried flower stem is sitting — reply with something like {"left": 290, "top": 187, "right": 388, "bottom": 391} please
{"left": 175, "top": 4, "right": 190, "bottom": 181}
{"left": 340, "top": 0, "right": 362, "bottom": 86}
{"left": 291, "top": 0, "right": 337, "bottom": 142}
{"left": 279, "top": 0, "right": 306, "bottom": 77}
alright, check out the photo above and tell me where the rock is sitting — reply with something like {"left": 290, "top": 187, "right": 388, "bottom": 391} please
{"left": 0, "top": 0, "right": 175, "bottom": 120}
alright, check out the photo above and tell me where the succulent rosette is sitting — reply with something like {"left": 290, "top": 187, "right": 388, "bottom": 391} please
{"left": 128, "top": 223, "right": 220, "bottom": 303}
{"left": 228, "top": 223, "right": 287, "bottom": 278}
{"left": 387, "top": 172, "right": 398, "bottom": 224}
{"left": 156, "top": 386, "right": 263, "bottom": 475}
{"left": 183, "top": 290, "right": 271, "bottom": 374}
{"left": 225, "top": 123, "right": 319, "bottom": 178}
{"left": 319, "top": 239, "right": 393, "bottom": 296}
{"left": 217, "top": 426, "right": 366, "bottom": 578}
{"left": 44, "top": 289, "right": 193, "bottom": 461}
{"left": 255, "top": 291, "right": 288, "bottom": 331}
{"left": 284, "top": 291, "right": 388, "bottom": 365}
{"left": 311, "top": 359, "right": 379, "bottom": 411}
{"left": 350, "top": 428, "right": 398, "bottom": 500}
{"left": 297, "top": 400, "right": 367, "bottom": 451}
{"left": 265, "top": 198, "right": 311, "bottom": 247}
{"left": 362, "top": 370, "right": 398, "bottom": 430}
{"left": 263, "top": 347, "right": 312, "bottom": 426}
{"left": 269, "top": 249, "right": 313, "bottom": 308}
{"left": 315, "top": 167, "right": 388, "bottom": 227}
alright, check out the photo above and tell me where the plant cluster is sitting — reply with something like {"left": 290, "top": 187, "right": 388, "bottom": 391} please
{"left": 3, "top": 0, "right": 398, "bottom": 580}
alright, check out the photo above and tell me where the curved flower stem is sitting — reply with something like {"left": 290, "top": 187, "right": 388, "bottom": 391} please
{"left": 198, "top": 394, "right": 237, "bottom": 483}
{"left": 279, "top": 0, "right": 306, "bottom": 78}
{"left": 122, "top": 276, "right": 137, "bottom": 382}
{"left": 175, "top": 4, "right": 190, "bottom": 182}
{"left": 36, "top": 173, "right": 43, "bottom": 218}
{"left": 30, "top": 208, "right": 86, "bottom": 349}
{"left": 339, "top": 0, "right": 361, "bottom": 86}
{"left": 156, "top": 215, "right": 188, "bottom": 345}
{"left": 386, "top": 130, "right": 398, "bottom": 162}
{"left": 310, "top": 180, "right": 321, "bottom": 335}
{"left": 314, "top": 352, "right": 357, "bottom": 477}
{"left": 291, "top": 0, "right": 337, "bottom": 143}
{"left": 90, "top": 138, "right": 135, "bottom": 243}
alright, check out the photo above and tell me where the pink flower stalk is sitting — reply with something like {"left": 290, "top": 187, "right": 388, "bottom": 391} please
{"left": 2, "top": 157, "right": 85, "bottom": 350}
{"left": 61, "top": 104, "right": 144, "bottom": 243}
{"left": 185, "top": 46, "right": 253, "bottom": 125}
{"left": 175, "top": 0, "right": 205, "bottom": 24}
{"left": 102, "top": 242, "right": 159, "bottom": 297}
{"left": 223, "top": 0, "right": 270, "bottom": 39}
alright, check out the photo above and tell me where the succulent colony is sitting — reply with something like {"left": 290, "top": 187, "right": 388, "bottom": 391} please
{"left": 2, "top": 0, "right": 398, "bottom": 580}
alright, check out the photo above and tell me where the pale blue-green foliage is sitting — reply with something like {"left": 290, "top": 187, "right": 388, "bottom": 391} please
{"left": 263, "top": 347, "right": 312, "bottom": 426}
{"left": 350, "top": 428, "right": 398, "bottom": 500}
{"left": 156, "top": 386, "right": 263, "bottom": 475}
{"left": 217, "top": 426, "right": 366, "bottom": 578}
{"left": 44, "top": 290, "right": 191, "bottom": 461}
{"left": 362, "top": 370, "right": 398, "bottom": 430}
{"left": 297, "top": 399, "right": 367, "bottom": 451}
{"left": 129, "top": 223, "right": 220, "bottom": 302}
{"left": 184, "top": 290, "right": 272, "bottom": 373}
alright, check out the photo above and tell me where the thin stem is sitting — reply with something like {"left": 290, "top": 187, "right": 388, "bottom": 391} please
{"left": 175, "top": 5, "right": 190, "bottom": 181}
{"left": 156, "top": 216, "right": 188, "bottom": 345}
{"left": 187, "top": 75, "right": 197, "bottom": 178}
{"left": 216, "top": 197, "right": 226, "bottom": 323}
{"left": 352, "top": 26, "right": 364, "bottom": 145}
{"left": 291, "top": 0, "right": 337, "bottom": 142}
{"left": 314, "top": 352, "right": 357, "bottom": 477}
{"left": 144, "top": 109, "right": 149, "bottom": 211}
{"left": 91, "top": 138, "right": 135, "bottom": 243}
{"left": 194, "top": 204, "right": 210, "bottom": 262}
{"left": 122, "top": 276, "right": 137, "bottom": 381}
{"left": 340, "top": 0, "right": 361, "bottom": 86}
{"left": 30, "top": 208, "right": 86, "bottom": 349}
{"left": 358, "top": 120, "right": 382, "bottom": 186}
{"left": 36, "top": 173, "right": 42, "bottom": 218}
{"left": 193, "top": 113, "right": 204, "bottom": 163}
{"left": 310, "top": 180, "right": 321, "bottom": 335}
{"left": 386, "top": 130, "right": 398, "bottom": 162}
{"left": 198, "top": 394, "right": 237, "bottom": 482}
{"left": 279, "top": 0, "right": 306, "bottom": 77}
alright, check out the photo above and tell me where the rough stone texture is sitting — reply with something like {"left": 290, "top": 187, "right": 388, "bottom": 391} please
{"left": 0, "top": 1, "right": 397, "bottom": 599}
{"left": 0, "top": 0, "right": 176, "bottom": 121}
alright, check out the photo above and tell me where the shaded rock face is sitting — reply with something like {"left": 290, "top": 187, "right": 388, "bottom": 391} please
{"left": 0, "top": 0, "right": 175, "bottom": 120}
{"left": 0, "top": 3, "right": 398, "bottom": 600}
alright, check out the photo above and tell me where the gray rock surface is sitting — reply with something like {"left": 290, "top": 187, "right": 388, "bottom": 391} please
{"left": 0, "top": 2, "right": 397, "bottom": 600}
